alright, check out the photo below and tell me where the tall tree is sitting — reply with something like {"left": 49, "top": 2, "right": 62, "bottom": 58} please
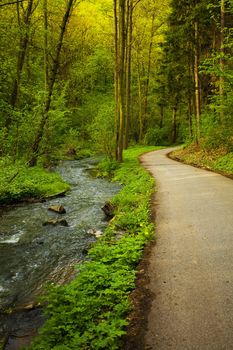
{"left": 5, "top": 0, "right": 34, "bottom": 129}
{"left": 114, "top": 0, "right": 127, "bottom": 162}
{"left": 29, "top": 0, "right": 77, "bottom": 166}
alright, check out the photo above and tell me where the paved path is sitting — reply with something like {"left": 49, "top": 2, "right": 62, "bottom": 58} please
{"left": 141, "top": 148, "right": 233, "bottom": 350}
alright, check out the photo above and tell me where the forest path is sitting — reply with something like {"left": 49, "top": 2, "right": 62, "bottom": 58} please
{"left": 140, "top": 148, "right": 233, "bottom": 350}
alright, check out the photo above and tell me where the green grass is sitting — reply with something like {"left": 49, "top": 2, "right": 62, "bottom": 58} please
{"left": 0, "top": 157, "right": 70, "bottom": 204}
{"left": 171, "top": 145, "right": 233, "bottom": 177}
{"left": 27, "top": 146, "right": 159, "bottom": 350}
{"left": 214, "top": 152, "right": 233, "bottom": 173}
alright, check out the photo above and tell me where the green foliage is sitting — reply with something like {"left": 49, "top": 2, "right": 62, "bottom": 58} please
{"left": 96, "top": 157, "right": 119, "bottom": 178}
{"left": 90, "top": 100, "right": 116, "bottom": 158}
{"left": 214, "top": 153, "right": 233, "bottom": 173}
{"left": 28, "top": 146, "right": 158, "bottom": 350}
{"left": 144, "top": 126, "right": 171, "bottom": 145}
{"left": 172, "top": 145, "right": 233, "bottom": 176}
{"left": 0, "top": 157, "right": 70, "bottom": 204}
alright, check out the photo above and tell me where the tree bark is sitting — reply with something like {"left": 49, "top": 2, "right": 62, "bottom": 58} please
{"left": 117, "top": 0, "right": 126, "bottom": 162}
{"left": 172, "top": 105, "right": 177, "bottom": 144}
{"left": 124, "top": 0, "right": 132, "bottom": 149}
{"left": 137, "top": 52, "right": 143, "bottom": 142}
{"left": 143, "top": 12, "right": 155, "bottom": 137}
{"left": 114, "top": 0, "right": 126, "bottom": 162}
{"left": 194, "top": 20, "right": 201, "bottom": 143}
{"left": 44, "top": 0, "right": 49, "bottom": 90}
{"left": 29, "top": 0, "right": 76, "bottom": 166}
{"left": 159, "top": 105, "right": 164, "bottom": 129}
{"left": 114, "top": 0, "right": 120, "bottom": 160}
{"left": 219, "top": 0, "right": 225, "bottom": 120}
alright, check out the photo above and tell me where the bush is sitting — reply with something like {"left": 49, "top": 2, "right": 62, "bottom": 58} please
{"left": 144, "top": 127, "right": 170, "bottom": 145}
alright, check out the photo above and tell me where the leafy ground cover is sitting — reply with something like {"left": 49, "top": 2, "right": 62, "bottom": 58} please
{"left": 27, "top": 146, "right": 159, "bottom": 350}
{"left": 170, "top": 144, "right": 233, "bottom": 178}
{"left": 0, "top": 157, "right": 70, "bottom": 205}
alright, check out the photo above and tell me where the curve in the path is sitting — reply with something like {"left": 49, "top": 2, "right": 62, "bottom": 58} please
{"left": 141, "top": 148, "right": 233, "bottom": 350}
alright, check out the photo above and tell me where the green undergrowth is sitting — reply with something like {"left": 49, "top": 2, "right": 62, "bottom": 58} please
{"left": 171, "top": 144, "right": 233, "bottom": 177}
{"left": 27, "top": 146, "right": 158, "bottom": 350}
{"left": 0, "top": 157, "right": 70, "bottom": 204}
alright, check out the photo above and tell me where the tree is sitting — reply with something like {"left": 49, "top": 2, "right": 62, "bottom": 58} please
{"left": 29, "top": 0, "right": 77, "bottom": 166}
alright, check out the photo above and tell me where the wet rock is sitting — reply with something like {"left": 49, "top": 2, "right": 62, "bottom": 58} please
{"left": 48, "top": 205, "right": 66, "bottom": 214}
{"left": 87, "top": 229, "right": 103, "bottom": 238}
{"left": 2, "top": 308, "right": 45, "bottom": 350}
{"left": 14, "top": 302, "right": 40, "bottom": 312}
{"left": 43, "top": 219, "right": 68, "bottom": 227}
{"left": 101, "top": 201, "right": 115, "bottom": 219}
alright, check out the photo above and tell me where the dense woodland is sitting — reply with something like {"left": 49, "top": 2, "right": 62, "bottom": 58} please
{"left": 0, "top": 0, "right": 232, "bottom": 165}
{"left": 0, "top": 1, "right": 233, "bottom": 348}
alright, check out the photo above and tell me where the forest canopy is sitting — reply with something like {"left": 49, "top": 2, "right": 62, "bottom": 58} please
{"left": 0, "top": 0, "right": 232, "bottom": 165}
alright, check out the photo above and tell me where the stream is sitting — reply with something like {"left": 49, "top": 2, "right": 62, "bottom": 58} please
{"left": 0, "top": 158, "right": 120, "bottom": 349}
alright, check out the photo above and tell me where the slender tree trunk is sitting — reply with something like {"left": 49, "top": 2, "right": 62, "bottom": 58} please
{"left": 194, "top": 20, "right": 201, "bottom": 143}
{"left": 188, "top": 97, "right": 193, "bottom": 138}
{"left": 114, "top": 0, "right": 120, "bottom": 160}
{"left": 44, "top": 0, "right": 49, "bottom": 90}
{"left": 116, "top": 0, "right": 126, "bottom": 162}
{"left": 219, "top": 0, "right": 225, "bottom": 120}
{"left": 124, "top": 0, "right": 132, "bottom": 149}
{"left": 172, "top": 105, "right": 177, "bottom": 144}
{"left": 159, "top": 105, "right": 164, "bottom": 129}
{"left": 137, "top": 53, "right": 143, "bottom": 142}
{"left": 29, "top": 0, "right": 76, "bottom": 166}
{"left": 5, "top": 0, "right": 34, "bottom": 129}
{"left": 143, "top": 12, "right": 155, "bottom": 136}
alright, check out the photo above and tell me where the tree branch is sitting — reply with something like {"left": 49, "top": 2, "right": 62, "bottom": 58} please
{"left": 0, "top": 0, "right": 25, "bottom": 7}
{"left": 132, "top": 0, "right": 143, "bottom": 10}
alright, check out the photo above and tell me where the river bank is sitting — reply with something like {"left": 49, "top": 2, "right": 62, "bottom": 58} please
{"left": 0, "top": 158, "right": 71, "bottom": 206}
{"left": 24, "top": 146, "right": 158, "bottom": 350}
{"left": 0, "top": 158, "right": 120, "bottom": 349}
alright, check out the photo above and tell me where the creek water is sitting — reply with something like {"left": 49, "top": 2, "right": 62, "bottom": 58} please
{"left": 0, "top": 159, "right": 120, "bottom": 348}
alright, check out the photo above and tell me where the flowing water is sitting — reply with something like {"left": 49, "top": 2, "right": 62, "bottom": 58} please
{"left": 0, "top": 159, "right": 120, "bottom": 348}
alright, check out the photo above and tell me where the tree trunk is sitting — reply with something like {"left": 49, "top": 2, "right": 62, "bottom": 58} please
{"left": 194, "top": 20, "right": 201, "bottom": 143}
{"left": 219, "top": 0, "right": 225, "bottom": 120}
{"left": 137, "top": 53, "right": 143, "bottom": 143}
{"left": 124, "top": 0, "right": 132, "bottom": 149}
{"left": 29, "top": 0, "right": 76, "bottom": 166}
{"left": 159, "top": 105, "right": 164, "bottom": 129}
{"left": 117, "top": 0, "right": 126, "bottom": 162}
{"left": 172, "top": 105, "right": 177, "bottom": 144}
{"left": 114, "top": 0, "right": 126, "bottom": 162}
{"left": 5, "top": 0, "right": 34, "bottom": 129}
{"left": 114, "top": 0, "right": 120, "bottom": 160}
{"left": 143, "top": 12, "right": 155, "bottom": 136}
{"left": 188, "top": 97, "right": 193, "bottom": 138}
{"left": 44, "top": 0, "right": 49, "bottom": 90}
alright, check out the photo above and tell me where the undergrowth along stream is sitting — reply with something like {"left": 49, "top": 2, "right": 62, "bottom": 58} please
{"left": 28, "top": 146, "right": 159, "bottom": 350}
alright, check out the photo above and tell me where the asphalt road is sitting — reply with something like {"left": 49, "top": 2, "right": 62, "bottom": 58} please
{"left": 141, "top": 148, "right": 233, "bottom": 350}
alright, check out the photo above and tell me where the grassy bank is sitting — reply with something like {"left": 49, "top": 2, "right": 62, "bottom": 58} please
{"left": 28, "top": 146, "right": 158, "bottom": 350}
{"left": 0, "top": 157, "right": 70, "bottom": 205}
{"left": 171, "top": 144, "right": 233, "bottom": 178}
